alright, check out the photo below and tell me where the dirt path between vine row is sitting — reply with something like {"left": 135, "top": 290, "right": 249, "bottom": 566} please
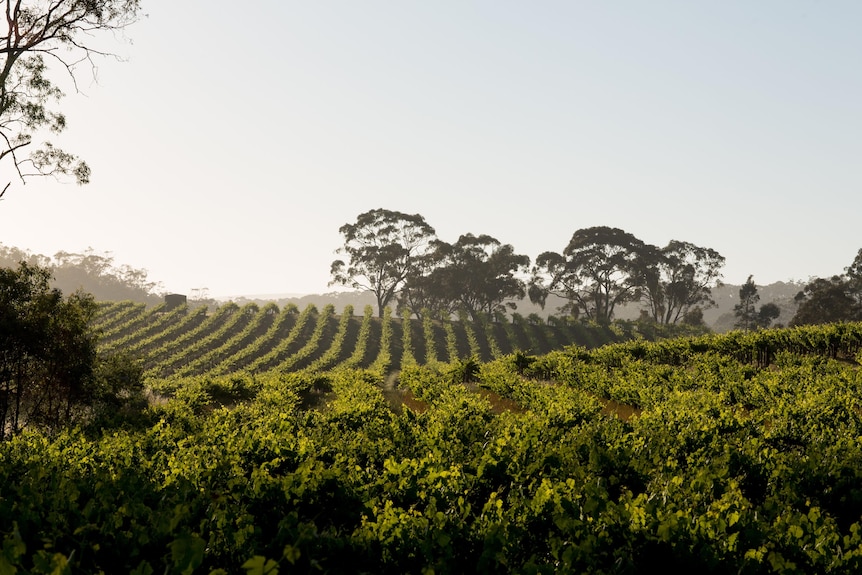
{"left": 377, "top": 371, "right": 642, "bottom": 421}
{"left": 596, "top": 397, "right": 642, "bottom": 422}
{"left": 380, "top": 371, "right": 429, "bottom": 414}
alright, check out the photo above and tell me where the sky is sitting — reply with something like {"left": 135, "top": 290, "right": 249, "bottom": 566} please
{"left": 1, "top": 1, "right": 860, "bottom": 298}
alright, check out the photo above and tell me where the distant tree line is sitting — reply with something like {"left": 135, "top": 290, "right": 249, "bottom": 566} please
{"left": 0, "top": 244, "right": 162, "bottom": 304}
{"left": 330, "top": 209, "right": 726, "bottom": 325}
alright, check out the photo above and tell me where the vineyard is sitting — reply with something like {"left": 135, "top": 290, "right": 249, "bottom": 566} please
{"left": 3, "top": 300, "right": 862, "bottom": 573}
{"left": 90, "top": 301, "right": 643, "bottom": 379}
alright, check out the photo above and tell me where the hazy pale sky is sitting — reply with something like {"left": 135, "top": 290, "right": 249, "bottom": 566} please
{"left": 1, "top": 1, "right": 860, "bottom": 297}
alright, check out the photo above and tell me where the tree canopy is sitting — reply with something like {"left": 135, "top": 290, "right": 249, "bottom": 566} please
{"left": 641, "top": 240, "right": 725, "bottom": 325}
{"left": 330, "top": 209, "right": 437, "bottom": 317}
{"left": 0, "top": 244, "right": 162, "bottom": 303}
{"left": 414, "top": 234, "right": 530, "bottom": 321}
{"left": 330, "top": 216, "right": 732, "bottom": 327}
{"left": 326, "top": 212, "right": 862, "bottom": 329}
{"left": 0, "top": 0, "right": 142, "bottom": 197}
{"left": 529, "top": 226, "right": 654, "bottom": 323}
{"left": 0, "top": 260, "right": 146, "bottom": 438}
{"left": 0, "top": 261, "right": 97, "bottom": 437}
{"left": 791, "top": 248, "right": 862, "bottom": 326}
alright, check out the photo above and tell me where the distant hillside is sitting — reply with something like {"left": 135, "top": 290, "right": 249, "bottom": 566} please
{"left": 706, "top": 281, "right": 803, "bottom": 332}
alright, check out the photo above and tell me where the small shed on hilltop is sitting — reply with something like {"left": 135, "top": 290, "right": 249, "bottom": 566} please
{"left": 164, "top": 293, "right": 187, "bottom": 310}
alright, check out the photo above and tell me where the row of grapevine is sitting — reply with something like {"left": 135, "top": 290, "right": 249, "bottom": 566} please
{"left": 91, "top": 296, "right": 862, "bottom": 381}
{"left": 90, "top": 300, "right": 144, "bottom": 334}
{"left": 99, "top": 303, "right": 187, "bottom": 355}
{"left": 339, "top": 305, "right": 376, "bottom": 369}
{"left": 141, "top": 303, "right": 242, "bottom": 369}
{"left": 369, "top": 306, "right": 394, "bottom": 375}
{"left": 206, "top": 304, "right": 300, "bottom": 376}
{"left": 272, "top": 304, "right": 338, "bottom": 372}
{"left": 422, "top": 312, "right": 441, "bottom": 364}
{"left": 400, "top": 311, "right": 416, "bottom": 368}
{"left": 96, "top": 301, "right": 162, "bottom": 342}
{"left": 118, "top": 305, "right": 210, "bottom": 358}
{"left": 304, "top": 304, "right": 357, "bottom": 372}
{"left": 242, "top": 304, "right": 321, "bottom": 373}
{"left": 146, "top": 302, "right": 256, "bottom": 377}
{"left": 172, "top": 303, "right": 279, "bottom": 377}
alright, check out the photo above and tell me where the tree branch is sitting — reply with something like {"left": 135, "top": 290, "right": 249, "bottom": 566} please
{"left": 0, "top": 0, "right": 140, "bottom": 196}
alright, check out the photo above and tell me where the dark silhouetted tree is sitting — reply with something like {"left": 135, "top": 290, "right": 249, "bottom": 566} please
{"left": 791, "top": 248, "right": 862, "bottom": 325}
{"left": 330, "top": 209, "right": 437, "bottom": 317}
{"left": 0, "top": 261, "right": 96, "bottom": 437}
{"left": 846, "top": 247, "right": 862, "bottom": 314}
{"left": 791, "top": 276, "right": 856, "bottom": 326}
{"left": 733, "top": 276, "right": 760, "bottom": 330}
{"left": 424, "top": 234, "right": 530, "bottom": 321}
{"left": 397, "top": 245, "right": 450, "bottom": 320}
{"left": 757, "top": 302, "right": 781, "bottom": 328}
{"left": 529, "top": 226, "right": 653, "bottom": 323}
{"left": 641, "top": 240, "right": 725, "bottom": 324}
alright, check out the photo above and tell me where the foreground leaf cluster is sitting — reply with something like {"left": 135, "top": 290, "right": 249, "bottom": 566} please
{"left": 3, "top": 324, "right": 862, "bottom": 573}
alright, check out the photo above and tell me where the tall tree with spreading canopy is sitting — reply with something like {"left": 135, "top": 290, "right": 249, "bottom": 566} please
{"left": 529, "top": 226, "right": 653, "bottom": 323}
{"left": 641, "top": 240, "right": 725, "bottom": 324}
{"left": 396, "top": 245, "right": 449, "bottom": 320}
{"left": 790, "top": 275, "right": 857, "bottom": 326}
{"left": 330, "top": 208, "right": 436, "bottom": 317}
{"left": 0, "top": 0, "right": 142, "bottom": 198}
{"left": 424, "top": 233, "right": 530, "bottom": 321}
{"left": 733, "top": 275, "right": 760, "bottom": 330}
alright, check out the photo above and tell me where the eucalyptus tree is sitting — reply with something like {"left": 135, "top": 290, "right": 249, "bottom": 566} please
{"left": 396, "top": 245, "right": 450, "bottom": 320}
{"left": 0, "top": 0, "right": 142, "bottom": 198}
{"left": 330, "top": 208, "right": 437, "bottom": 317}
{"left": 641, "top": 240, "right": 725, "bottom": 324}
{"left": 529, "top": 226, "right": 653, "bottom": 324}
{"left": 429, "top": 233, "right": 530, "bottom": 321}
{"left": 733, "top": 275, "right": 760, "bottom": 331}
